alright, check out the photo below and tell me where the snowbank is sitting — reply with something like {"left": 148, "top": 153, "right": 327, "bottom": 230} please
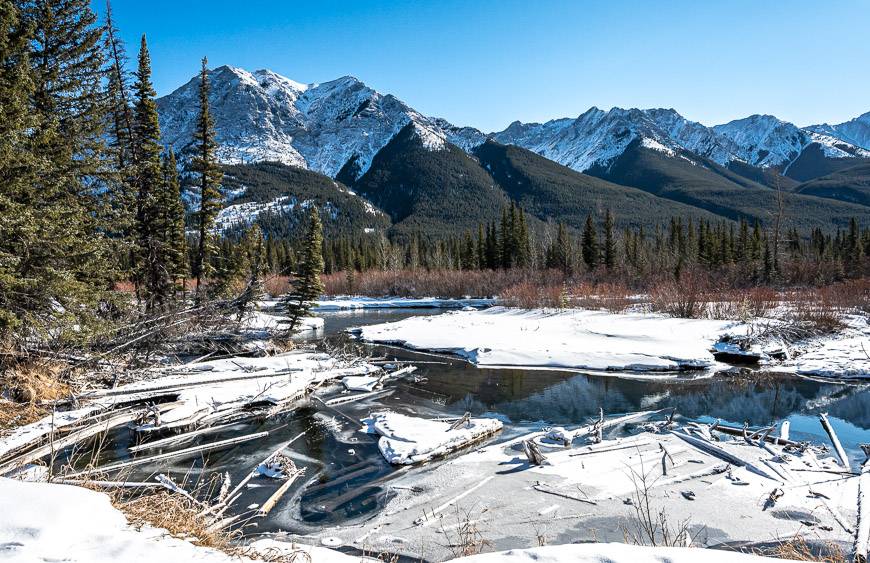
{"left": 791, "top": 320, "right": 870, "bottom": 379}
{"left": 454, "top": 543, "right": 782, "bottom": 562}
{"left": 0, "top": 478, "right": 363, "bottom": 563}
{"left": 0, "top": 477, "right": 245, "bottom": 562}
{"left": 364, "top": 411, "right": 503, "bottom": 464}
{"left": 314, "top": 296, "right": 494, "bottom": 311}
{"left": 355, "top": 307, "right": 743, "bottom": 372}
{"left": 238, "top": 310, "right": 324, "bottom": 333}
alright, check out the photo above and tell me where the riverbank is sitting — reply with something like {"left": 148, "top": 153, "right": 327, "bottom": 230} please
{"left": 353, "top": 306, "right": 869, "bottom": 379}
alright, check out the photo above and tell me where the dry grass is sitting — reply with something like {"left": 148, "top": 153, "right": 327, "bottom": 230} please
{"left": 0, "top": 360, "right": 70, "bottom": 430}
{"left": 111, "top": 486, "right": 320, "bottom": 563}
{"left": 115, "top": 490, "right": 238, "bottom": 551}
{"left": 766, "top": 535, "right": 846, "bottom": 563}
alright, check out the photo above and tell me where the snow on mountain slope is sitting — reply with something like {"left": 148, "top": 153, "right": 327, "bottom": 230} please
{"left": 491, "top": 107, "right": 707, "bottom": 172}
{"left": 806, "top": 111, "right": 870, "bottom": 151}
{"left": 158, "top": 65, "right": 870, "bottom": 184}
{"left": 158, "top": 66, "right": 453, "bottom": 181}
{"left": 807, "top": 131, "right": 870, "bottom": 159}
{"left": 492, "top": 108, "right": 870, "bottom": 175}
{"left": 711, "top": 114, "right": 808, "bottom": 168}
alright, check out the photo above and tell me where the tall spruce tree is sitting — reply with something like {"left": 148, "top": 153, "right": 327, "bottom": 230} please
{"left": 0, "top": 0, "right": 37, "bottom": 333}
{"left": 191, "top": 56, "right": 222, "bottom": 299}
{"left": 581, "top": 214, "right": 599, "bottom": 270}
{"left": 102, "top": 0, "right": 137, "bottom": 260}
{"left": 132, "top": 35, "right": 170, "bottom": 310}
{"left": 603, "top": 209, "right": 615, "bottom": 271}
{"left": 281, "top": 207, "right": 325, "bottom": 334}
{"left": 161, "top": 148, "right": 186, "bottom": 288}
{"left": 1, "top": 0, "right": 110, "bottom": 336}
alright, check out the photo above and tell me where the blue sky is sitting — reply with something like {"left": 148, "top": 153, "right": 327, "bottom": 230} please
{"left": 96, "top": 0, "right": 870, "bottom": 132}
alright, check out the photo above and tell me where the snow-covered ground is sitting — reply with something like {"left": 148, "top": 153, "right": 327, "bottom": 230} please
{"left": 456, "top": 544, "right": 782, "bottom": 562}
{"left": 787, "top": 316, "right": 870, "bottom": 378}
{"left": 354, "top": 306, "right": 869, "bottom": 379}
{"left": 0, "top": 477, "right": 367, "bottom": 563}
{"left": 0, "top": 474, "right": 788, "bottom": 563}
{"left": 354, "top": 307, "right": 744, "bottom": 373}
{"left": 237, "top": 310, "right": 324, "bottom": 334}
{"left": 304, "top": 411, "right": 859, "bottom": 561}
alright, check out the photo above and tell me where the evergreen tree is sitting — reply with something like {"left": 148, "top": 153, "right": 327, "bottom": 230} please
{"left": 581, "top": 214, "right": 598, "bottom": 270}
{"left": 102, "top": 0, "right": 138, "bottom": 265}
{"left": 161, "top": 148, "right": 186, "bottom": 288}
{"left": 477, "top": 223, "right": 487, "bottom": 269}
{"left": 0, "top": 0, "right": 37, "bottom": 333}
{"left": 235, "top": 224, "right": 267, "bottom": 319}
{"left": 603, "top": 209, "right": 615, "bottom": 271}
{"left": 191, "top": 56, "right": 222, "bottom": 299}
{"left": 461, "top": 230, "right": 476, "bottom": 270}
{"left": 132, "top": 34, "right": 169, "bottom": 310}
{"left": 1, "top": 0, "right": 110, "bottom": 336}
{"left": 549, "top": 222, "right": 572, "bottom": 274}
{"left": 281, "top": 207, "right": 325, "bottom": 334}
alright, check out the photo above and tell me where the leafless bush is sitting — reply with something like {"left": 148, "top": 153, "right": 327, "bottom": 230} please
{"left": 264, "top": 276, "right": 291, "bottom": 297}
{"left": 499, "top": 281, "right": 564, "bottom": 308}
{"left": 649, "top": 271, "right": 709, "bottom": 319}
{"left": 787, "top": 290, "right": 845, "bottom": 334}
{"left": 622, "top": 462, "right": 704, "bottom": 547}
{"left": 571, "top": 282, "right": 636, "bottom": 313}
{"left": 437, "top": 504, "right": 493, "bottom": 558}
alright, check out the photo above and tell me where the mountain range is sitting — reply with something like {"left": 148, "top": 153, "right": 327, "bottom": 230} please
{"left": 157, "top": 66, "right": 870, "bottom": 238}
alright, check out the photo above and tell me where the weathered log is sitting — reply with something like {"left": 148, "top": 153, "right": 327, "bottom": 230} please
{"left": 709, "top": 422, "right": 801, "bottom": 448}
{"left": 819, "top": 413, "right": 850, "bottom": 469}
{"left": 63, "top": 430, "right": 270, "bottom": 478}
{"left": 523, "top": 439, "right": 547, "bottom": 466}
{"left": 855, "top": 449, "right": 870, "bottom": 563}
{"left": 0, "top": 409, "right": 143, "bottom": 476}
{"left": 128, "top": 422, "right": 239, "bottom": 453}
{"left": 258, "top": 466, "right": 304, "bottom": 516}
{"left": 672, "top": 431, "right": 780, "bottom": 482}
{"left": 533, "top": 483, "right": 597, "bottom": 505}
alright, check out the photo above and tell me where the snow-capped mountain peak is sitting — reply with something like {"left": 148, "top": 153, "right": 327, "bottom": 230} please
{"left": 806, "top": 111, "right": 870, "bottom": 151}
{"left": 158, "top": 67, "right": 452, "bottom": 181}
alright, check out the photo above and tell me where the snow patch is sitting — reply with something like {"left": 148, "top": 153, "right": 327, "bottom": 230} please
{"left": 355, "top": 307, "right": 744, "bottom": 373}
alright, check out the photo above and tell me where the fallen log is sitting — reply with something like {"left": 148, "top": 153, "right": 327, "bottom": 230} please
{"left": 63, "top": 430, "right": 269, "bottom": 478}
{"left": 0, "top": 409, "right": 145, "bottom": 476}
{"left": 708, "top": 422, "right": 801, "bottom": 448}
{"left": 568, "top": 438, "right": 656, "bottom": 457}
{"left": 78, "top": 369, "right": 302, "bottom": 400}
{"left": 54, "top": 479, "right": 161, "bottom": 489}
{"left": 855, "top": 449, "right": 870, "bottom": 563}
{"left": 206, "top": 430, "right": 308, "bottom": 518}
{"left": 533, "top": 483, "right": 597, "bottom": 505}
{"left": 819, "top": 413, "right": 850, "bottom": 469}
{"left": 128, "top": 422, "right": 240, "bottom": 453}
{"left": 672, "top": 431, "right": 780, "bottom": 482}
{"left": 258, "top": 466, "right": 305, "bottom": 516}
